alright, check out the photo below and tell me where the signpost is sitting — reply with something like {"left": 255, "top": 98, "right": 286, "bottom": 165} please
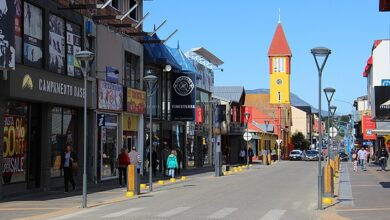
{"left": 243, "top": 132, "right": 252, "bottom": 141}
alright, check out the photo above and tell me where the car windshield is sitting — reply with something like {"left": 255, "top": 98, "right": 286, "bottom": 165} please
{"left": 306, "top": 151, "right": 317, "bottom": 155}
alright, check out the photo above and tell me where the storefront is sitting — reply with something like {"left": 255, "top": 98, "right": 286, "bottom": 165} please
{"left": 123, "top": 87, "right": 145, "bottom": 174}
{"left": 0, "top": 66, "right": 92, "bottom": 197}
{"left": 95, "top": 80, "right": 122, "bottom": 181}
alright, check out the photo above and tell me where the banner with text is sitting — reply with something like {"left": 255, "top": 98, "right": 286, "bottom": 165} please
{"left": 171, "top": 72, "right": 196, "bottom": 121}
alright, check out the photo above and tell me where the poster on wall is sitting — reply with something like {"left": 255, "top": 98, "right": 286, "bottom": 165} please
{"left": 124, "top": 88, "right": 146, "bottom": 114}
{"left": 48, "top": 14, "right": 65, "bottom": 74}
{"left": 2, "top": 115, "right": 27, "bottom": 184}
{"left": 23, "top": 2, "right": 43, "bottom": 67}
{"left": 373, "top": 86, "right": 390, "bottom": 119}
{"left": 0, "top": 0, "right": 16, "bottom": 69}
{"left": 98, "top": 80, "right": 123, "bottom": 111}
{"left": 14, "top": 0, "right": 22, "bottom": 63}
{"left": 66, "top": 22, "right": 82, "bottom": 77}
{"left": 171, "top": 72, "right": 196, "bottom": 121}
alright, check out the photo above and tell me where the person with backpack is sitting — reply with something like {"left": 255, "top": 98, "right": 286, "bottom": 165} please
{"left": 166, "top": 150, "right": 179, "bottom": 178}
{"left": 118, "top": 148, "right": 130, "bottom": 187}
{"left": 377, "top": 146, "right": 389, "bottom": 172}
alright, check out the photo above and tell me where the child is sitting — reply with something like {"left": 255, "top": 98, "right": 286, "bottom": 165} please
{"left": 353, "top": 158, "right": 358, "bottom": 172}
{"left": 166, "top": 150, "right": 178, "bottom": 178}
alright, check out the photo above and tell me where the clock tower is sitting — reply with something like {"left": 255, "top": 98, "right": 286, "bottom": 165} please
{"left": 268, "top": 22, "right": 291, "bottom": 104}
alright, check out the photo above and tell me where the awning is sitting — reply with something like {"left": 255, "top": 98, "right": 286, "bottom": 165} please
{"left": 167, "top": 46, "right": 202, "bottom": 79}
{"left": 191, "top": 47, "right": 224, "bottom": 66}
{"left": 367, "top": 56, "right": 373, "bottom": 65}
{"left": 143, "top": 34, "right": 181, "bottom": 70}
{"left": 250, "top": 133, "right": 261, "bottom": 140}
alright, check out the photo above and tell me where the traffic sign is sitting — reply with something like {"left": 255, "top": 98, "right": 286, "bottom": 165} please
{"left": 329, "top": 127, "right": 338, "bottom": 137}
{"left": 243, "top": 132, "right": 252, "bottom": 141}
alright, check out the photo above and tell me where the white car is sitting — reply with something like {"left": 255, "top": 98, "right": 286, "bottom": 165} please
{"left": 289, "top": 150, "right": 303, "bottom": 161}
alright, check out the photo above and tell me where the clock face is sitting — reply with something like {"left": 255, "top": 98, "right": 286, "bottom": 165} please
{"left": 276, "top": 79, "right": 283, "bottom": 85}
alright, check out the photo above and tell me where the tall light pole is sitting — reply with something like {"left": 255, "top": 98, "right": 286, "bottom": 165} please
{"left": 311, "top": 46, "right": 331, "bottom": 210}
{"left": 75, "top": 50, "right": 94, "bottom": 208}
{"left": 143, "top": 72, "right": 158, "bottom": 192}
{"left": 329, "top": 105, "right": 337, "bottom": 159}
{"left": 244, "top": 112, "right": 250, "bottom": 167}
{"left": 324, "top": 87, "right": 335, "bottom": 162}
{"left": 210, "top": 100, "right": 221, "bottom": 176}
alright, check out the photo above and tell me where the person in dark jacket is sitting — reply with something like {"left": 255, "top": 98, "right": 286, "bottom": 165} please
{"left": 378, "top": 146, "right": 389, "bottom": 172}
{"left": 248, "top": 147, "right": 254, "bottom": 164}
{"left": 147, "top": 148, "right": 158, "bottom": 177}
{"left": 117, "top": 148, "right": 130, "bottom": 186}
{"left": 61, "top": 145, "right": 77, "bottom": 193}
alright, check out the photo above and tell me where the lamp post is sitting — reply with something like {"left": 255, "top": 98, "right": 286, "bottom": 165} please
{"left": 329, "top": 105, "right": 337, "bottom": 159}
{"left": 324, "top": 87, "right": 335, "bottom": 162}
{"left": 210, "top": 100, "right": 221, "bottom": 177}
{"left": 244, "top": 112, "right": 251, "bottom": 167}
{"left": 143, "top": 73, "right": 158, "bottom": 192}
{"left": 311, "top": 46, "right": 331, "bottom": 210}
{"left": 75, "top": 50, "right": 94, "bottom": 208}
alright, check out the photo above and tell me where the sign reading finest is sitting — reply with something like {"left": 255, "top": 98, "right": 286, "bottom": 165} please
{"left": 171, "top": 72, "right": 196, "bottom": 121}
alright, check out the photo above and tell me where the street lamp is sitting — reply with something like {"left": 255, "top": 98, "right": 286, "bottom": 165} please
{"left": 75, "top": 50, "right": 94, "bottom": 209}
{"left": 210, "top": 100, "right": 221, "bottom": 177}
{"left": 143, "top": 72, "right": 158, "bottom": 192}
{"left": 244, "top": 112, "right": 251, "bottom": 167}
{"left": 311, "top": 46, "right": 331, "bottom": 210}
{"left": 324, "top": 87, "right": 335, "bottom": 162}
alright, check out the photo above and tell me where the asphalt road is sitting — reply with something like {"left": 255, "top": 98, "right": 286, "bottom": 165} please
{"left": 46, "top": 161, "right": 321, "bottom": 220}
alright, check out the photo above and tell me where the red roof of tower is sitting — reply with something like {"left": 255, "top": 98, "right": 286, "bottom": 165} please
{"left": 268, "top": 23, "right": 292, "bottom": 57}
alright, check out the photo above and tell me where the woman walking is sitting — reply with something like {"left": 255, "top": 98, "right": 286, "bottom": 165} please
{"left": 378, "top": 146, "right": 389, "bottom": 172}
{"left": 166, "top": 150, "right": 179, "bottom": 178}
{"left": 118, "top": 148, "right": 130, "bottom": 186}
{"left": 61, "top": 145, "right": 77, "bottom": 193}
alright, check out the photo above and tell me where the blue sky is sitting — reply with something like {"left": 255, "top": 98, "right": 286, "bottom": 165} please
{"left": 144, "top": 0, "right": 390, "bottom": 114}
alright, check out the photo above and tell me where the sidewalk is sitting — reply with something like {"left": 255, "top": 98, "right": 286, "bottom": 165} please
{"left": 0, "top": 164, "right": 262, "bottom": 220}
{"left": 334, "top": 161, "right": 390, "bottom": 219}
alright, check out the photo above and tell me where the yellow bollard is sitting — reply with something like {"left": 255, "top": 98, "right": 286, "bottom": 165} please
{"left": 228, "top": 171, "right": 232, "bottom": 174}
{"left": 170, "top": 178, "right": 176, "bottom": 183}
{"left": 157, "top": 180, "right": 164, "bottom": 185}
{"left": 140, "top": 184, "right": 147, "bottom": 189}
{"left": 249, "top": 164, "right": 253, "bottom": 167}
{"left": 181, "top": 176, "right": 187, "bottom": 181}
{"left": 223, "top": 171, "right": 228, "bottom": 176}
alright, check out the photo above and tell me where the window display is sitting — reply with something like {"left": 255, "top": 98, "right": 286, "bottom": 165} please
{"left": 48, "top": 14, "right": 65, "bottom": 74}
{"left": 66, "top": 22, "right": 82, "bottom": 77}
{"left": 23, "top": 2, "right": 43, "bottom": 67}
{"left": 97, "top": 114, "right": 118, "bottom": 180}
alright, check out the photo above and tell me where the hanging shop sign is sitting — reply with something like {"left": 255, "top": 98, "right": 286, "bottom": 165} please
{"left": 98, "top": 80, "right": 123, "bottom": 111}
{"left": 2, "top": 115, "right": 27, "bottom": 184}
{"left": 0, "top": 0, "right": 16, "bottom": 70}
{"left": 171, "top": 72, "right": 196, "bottom": 121}
{"left": 373, "top": 86, "right": 390, "bottom": 119}
{"left": 362, "top": 111, "right": 376, "bottom": 140}
{"left": 124, "top": 88, "right": 146, "bottom": 114}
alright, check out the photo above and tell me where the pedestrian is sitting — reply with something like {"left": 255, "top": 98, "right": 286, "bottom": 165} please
{"left": 176, "top": 147, "right": 182, "bottom": 176}
{"left": 166, "top": 150, "right": 178, "bottom": 178}
{"left": 248, "top": 147, "right": 254, "bottom": 164}
{"left": 357, "top": 147, "right": 367, "bottom": 171}
{"left": 353, "top": 158, "right": 358, "bottom": 172}
{"left": 366, "top": 147, "right": 371, "bottom": 164}
{"left": 128, "top": 146, "right": 141, "bottom": 172}
{"left": 117, "top": 148, "right": 130, "bottom": 187}
{"left": 61, "top": 145, "right": 77, "bottom": 193}
{"left": 239, "top": 148, "right": 246, "bottom": 165}
{"left": 162, "top": 146, "right": 170, "bottom": 177}
{"left": 377, "top": 146, "right": 389, "bottom": 172}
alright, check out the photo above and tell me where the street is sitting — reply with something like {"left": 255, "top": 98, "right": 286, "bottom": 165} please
{"left": 40, "top": 161, "right": 319, "bottom": 220}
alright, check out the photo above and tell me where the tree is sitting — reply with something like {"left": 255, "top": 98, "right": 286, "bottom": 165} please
{"left": 292, "top": 132, "right": 310, "bottom": 151}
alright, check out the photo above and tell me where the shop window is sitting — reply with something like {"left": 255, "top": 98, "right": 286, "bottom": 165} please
{"left": 97, "top": 114, "right": 118, "bottom": 180}
{"left": 129, "top": 0, "right": 138, "bottom": 20}
{"left": 15, "top": 0, "right": 22, "bottom": 63}
{"left": 23, "top": 2, "right": 43, "bottom": 68}
{"left": 50, "top": 107, "right": 77, "bottom": 177}
{"left": 66, "top": 22, "right": 82, "bottom": 77}
{"left": 2, "top": 102, "right": 28, "bottom": 184}
{"left": 48, "top": 14, "right": 66, "bottom": 74}
{"left": 124, "top": 52, "right": 140, "bottom": 89}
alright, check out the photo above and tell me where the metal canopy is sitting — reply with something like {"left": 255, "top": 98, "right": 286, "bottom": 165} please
{"left": 191, "top": 47, "right": 224, "bottom": 67}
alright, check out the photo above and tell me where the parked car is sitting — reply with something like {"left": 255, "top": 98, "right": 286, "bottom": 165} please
{"left": 339, "top": 152, "right": 349, "bottom": 161}
{"left": 305, "top": 150, "right": 319, "bottom": 161}
{"left": 289, "top": 150, "right": 303, "bottom": 161}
